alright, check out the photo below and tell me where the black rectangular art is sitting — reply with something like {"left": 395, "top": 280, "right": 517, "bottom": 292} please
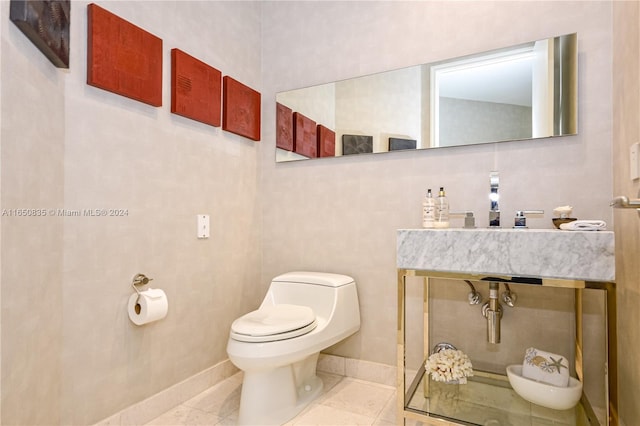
{"left": 10, "top": 0, "right": 70, "bottom": 68}
{"left": 342, "top": 134, "right": 373, "bottom": 155}
{"left": 389, "top": 137, "right": 417, "bottom": 151}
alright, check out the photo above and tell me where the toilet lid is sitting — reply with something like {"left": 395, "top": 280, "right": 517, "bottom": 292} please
{"left": 230, "top": 304, "right": 317, "bottom": 343}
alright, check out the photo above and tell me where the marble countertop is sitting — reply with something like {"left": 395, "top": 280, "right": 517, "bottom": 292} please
{"left": 397, "top": 228, "right": 615, "bottom": 282}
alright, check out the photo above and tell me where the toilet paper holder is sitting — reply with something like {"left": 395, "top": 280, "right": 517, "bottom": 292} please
{"left": 128, "top": 273, "right": 167, "bottom": 325}
{"left": 131, "top": 273, "right": 153, "bottom": 304}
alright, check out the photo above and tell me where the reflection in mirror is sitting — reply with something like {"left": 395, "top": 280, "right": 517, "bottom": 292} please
{"left": 275, "top": 33, "right": 577, "bottom": 163}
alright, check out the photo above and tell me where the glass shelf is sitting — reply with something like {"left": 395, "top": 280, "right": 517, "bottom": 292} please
{"left": 405, "top": 367, "right": 600, "bottom": 426}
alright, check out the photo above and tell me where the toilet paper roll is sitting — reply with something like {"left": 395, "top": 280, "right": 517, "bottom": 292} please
{"left": 128, "top": 288, "right": 168, "bottom": 326}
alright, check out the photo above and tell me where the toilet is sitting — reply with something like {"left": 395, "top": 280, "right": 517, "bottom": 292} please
{"left": 226, "top": 271, "right": 360, "bottom": 425}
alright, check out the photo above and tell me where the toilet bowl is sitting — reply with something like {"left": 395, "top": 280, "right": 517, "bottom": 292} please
{"left": 226, "top": 271, "right": 360, "bottom": 425}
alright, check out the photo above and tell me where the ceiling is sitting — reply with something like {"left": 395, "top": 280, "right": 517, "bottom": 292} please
{"left": 438, "top": 51, "right": 535, "bottom": 107}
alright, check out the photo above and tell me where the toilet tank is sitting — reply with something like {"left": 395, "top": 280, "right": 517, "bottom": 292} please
{"left": 260, "top": 272, "right": 358, "bottom": 324}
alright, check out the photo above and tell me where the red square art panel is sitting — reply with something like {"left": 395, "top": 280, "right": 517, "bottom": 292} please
{"left": 222, "top": 76, "right": 261, "bottom": 141}
{"left": 276, "top": 103, "right": 293, "bottom": 151}
{"left": 87, "top": 3, "right": 162, "bottom": 107}
{"left": 317, "top": 125, "right": 336, "bottom": 158}
{"left": 171, "top": 49, "right": 221, "bottom": 127}
{"left": 293, "top": 112, "right": 317, "bottom": 158}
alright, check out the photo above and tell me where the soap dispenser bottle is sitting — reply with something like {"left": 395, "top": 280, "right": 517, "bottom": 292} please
{"left": 434, "top": 187, "right": 450, "bottom": 228}
{"left": 422, "top": 189, "right": 435, "bottom": 228}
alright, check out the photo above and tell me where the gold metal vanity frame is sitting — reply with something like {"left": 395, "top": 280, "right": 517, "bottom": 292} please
{"left": 396, "top": 269, "right": 618, "bottom": 426}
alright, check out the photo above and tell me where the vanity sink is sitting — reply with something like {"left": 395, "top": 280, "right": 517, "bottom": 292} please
{"left": 397, "top": 228, "right": 614, "bottom": 282}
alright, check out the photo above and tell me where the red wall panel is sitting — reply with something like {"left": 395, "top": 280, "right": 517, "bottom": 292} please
{"left": 276, "top": 103, "right": 293, "bottom": 151}
{"left": 293, "top": 112, "right": 317, "bottom": 158}
{"left": 87, "top": 3, "right": 162, "bottom": 107}
{"left": 317, "top": 125, "right": 336, "bottom": 158}
{"left": 171, "top": 49, "right": 221, "bottom": 127}
{"left": 222, "top": 76, "right": 261, "bottom": 141}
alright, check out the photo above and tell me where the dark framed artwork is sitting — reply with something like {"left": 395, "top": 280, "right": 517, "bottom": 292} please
{"left": 389, "top": 137, "right": 417, "bottom": 151}
{"left": 317, "top": 125, "right": 336, "bottom": 158}
{"left": 342, "top": 134, "right": 373, "bottom": 155}
{"left": 276, "top": 103, "right": 293, "bottom": 151}
{"left": 10, "top": 0, "right": 70, "bottom": 68}
{"left": 87, "top": 3, "right": 162, "bottom": 107}
{"left": 171, "top": 49, "right": 222, "bottom": 127}
{"left": 222, "top": 76, "right": 261, "bottom": 141}
{"left": 293, "top": 112, "right": 317, "bottom": 158}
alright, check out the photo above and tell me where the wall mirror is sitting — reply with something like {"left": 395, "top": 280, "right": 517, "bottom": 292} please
{"left": 275, "top": 33, "right": 577, "bottom": 162}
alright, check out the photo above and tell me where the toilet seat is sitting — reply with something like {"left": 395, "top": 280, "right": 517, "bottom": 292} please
{"left": 230, "top": 304, "right": 317, "bottom": 343}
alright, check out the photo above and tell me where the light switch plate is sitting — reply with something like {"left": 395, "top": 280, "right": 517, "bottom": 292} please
{"left": 197, "top": 214, "right": 210, "bottom": 239}
{"left": 631, "top": 143, "right": 640, "bottom": 180}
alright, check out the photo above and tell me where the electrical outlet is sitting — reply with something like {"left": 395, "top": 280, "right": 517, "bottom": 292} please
{"left": 197, "top": 214, "right": 209, "bottom": 239}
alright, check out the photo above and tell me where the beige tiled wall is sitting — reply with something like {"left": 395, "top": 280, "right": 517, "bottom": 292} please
{"left": 1, "top": 1, "right": 262, "bottom": 424}
{"left": 261, "top": 1, "right": 613, "bottom": 369}
{"left": 260, "top": 0, "right": 615, "bottom": 417}
{"left": 1, "top": 5, "right": 66, "bottom": 422}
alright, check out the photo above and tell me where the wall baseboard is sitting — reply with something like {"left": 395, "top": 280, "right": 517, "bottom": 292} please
{"left": 94, "top": 359, "right": 239, "bottom": 426}
{"left": 95, "top": 354, "right": 395, "bottom": 425}
{"left": 318, "top": 353, "right": 396, "bottom": 387}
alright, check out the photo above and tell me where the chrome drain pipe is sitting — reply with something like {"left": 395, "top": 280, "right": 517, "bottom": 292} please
{"left": 482, "top": 282, "right": 503, "bottom": 344}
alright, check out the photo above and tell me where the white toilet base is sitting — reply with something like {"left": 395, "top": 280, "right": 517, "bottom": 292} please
{"left": 237, "top": 354, "right": 324, "bottom": 425}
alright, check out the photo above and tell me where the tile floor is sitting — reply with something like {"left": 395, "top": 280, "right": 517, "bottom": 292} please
{"left": 145, "top": 371, "right": 399, "bottom": 426}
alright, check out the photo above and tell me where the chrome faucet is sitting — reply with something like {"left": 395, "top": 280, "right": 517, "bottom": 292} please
{"left": 489, "top": 171, "right": 500, "bottom": 227}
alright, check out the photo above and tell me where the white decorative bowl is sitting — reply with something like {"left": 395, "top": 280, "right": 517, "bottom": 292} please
{"left": 506, "top": 364, "right": 583, "bottom": 410}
